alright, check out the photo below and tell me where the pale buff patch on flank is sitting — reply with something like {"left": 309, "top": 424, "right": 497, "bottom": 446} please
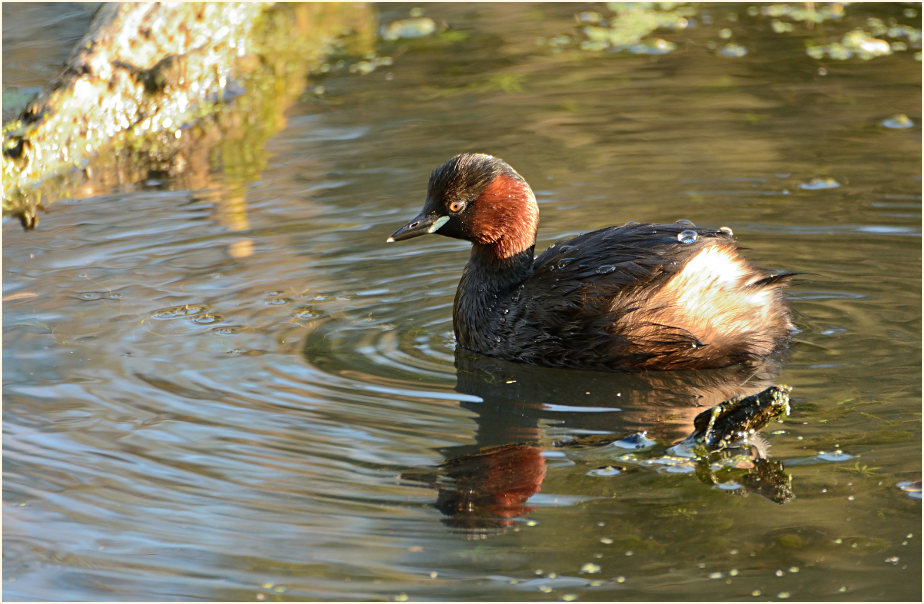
{"left": 648, "top": 244, "right": 777, "bottom": 340}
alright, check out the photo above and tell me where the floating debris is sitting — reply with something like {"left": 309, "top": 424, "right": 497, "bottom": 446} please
{"left": 758, "top": 2, "right": 846, "bottom": 24}
{"left": 647, "top": 456, "right": 697, "bottom": 473}
{"left": 817, "top": 449, "right": 853, "bottom": 462}
{"left": 587, "top": 466, "right": 622, "bottom": 477}
{"left": 151, "top": 304, "right": 207, "bottom": 319}
{"left": 611, "top": 432, "right": 655, "bottom": 450}
{"left": 881, "top": 114, "right": 914, "bottom": 129}
{"left": 576, "top": 11, "right": 603, "bottom": 25}
{"left": 191, "top": 313, "right": 221, "bottom": 325}
{"left": 569, "top": 3, "right": 694, "bottom": 54}
{"left": 630, "top": 38, "right": 677, "bottom": 54}
{"left": 381, "top": 17, "right": 437, "bottom": 41}
{"left": 75, "top": 290, "right": 122, "bottom": 301}
{"left": 349, "top": 54, "right": 395, "bottom": 76}
{"left": 799, "top": 177, "right": 840, "bottom": 190}
{"left": 897, "top": 480, "right": 922, "bottom": 499}
{"left": 719, "top": 43, "right": 748, "bottom": 57}
{"left": 771, "top": 19, "right": 794, "bottom": 34}
{"left": 807, "top": 28, "right": 897, "bottom": 60}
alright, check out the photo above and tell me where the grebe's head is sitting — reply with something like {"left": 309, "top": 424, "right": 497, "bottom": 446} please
{"left": 388, "top": 153, "right": 538, "bottom": 259}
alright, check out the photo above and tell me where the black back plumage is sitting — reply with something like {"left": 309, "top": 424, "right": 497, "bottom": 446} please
{"left": 465, "top": 222, "right": 792, "bottom": 370}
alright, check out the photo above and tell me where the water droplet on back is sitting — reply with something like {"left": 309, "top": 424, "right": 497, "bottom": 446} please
{"left": 675, "top": 219, "right": 696, "bottom": 228}
{"left": 677, "top": 229, "right": 698, "bottom": 244}
{"left": 718, "top": 226, "right": 734, "bottom": 237}
{"left": 596, "top": 265, "right": 616, "bottom": 274}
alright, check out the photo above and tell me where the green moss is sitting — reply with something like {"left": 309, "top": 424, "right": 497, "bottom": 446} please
{"left": 554, "top": 2, "right": 921, "bottom": 63}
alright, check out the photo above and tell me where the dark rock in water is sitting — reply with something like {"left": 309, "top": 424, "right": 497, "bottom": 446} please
{"left": 690, "top": 385, "right": 791, "bottom": 449}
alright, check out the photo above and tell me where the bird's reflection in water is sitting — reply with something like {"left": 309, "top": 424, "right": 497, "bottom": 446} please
{"left": 404, "top": 350, "right": 794, "bottom": 536}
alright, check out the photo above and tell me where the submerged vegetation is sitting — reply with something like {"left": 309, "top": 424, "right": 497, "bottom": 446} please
{"left": 540, "top": 2, "right": 921, "bottom": 61}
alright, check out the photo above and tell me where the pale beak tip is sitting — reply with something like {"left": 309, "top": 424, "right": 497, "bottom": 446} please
{"left": 385, "top": 236, "right": 395, "bottom": 243}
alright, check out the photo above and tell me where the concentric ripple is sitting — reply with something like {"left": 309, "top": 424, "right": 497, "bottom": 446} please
{"left": 300, "top": 299, "right": 457, "bottom": 386}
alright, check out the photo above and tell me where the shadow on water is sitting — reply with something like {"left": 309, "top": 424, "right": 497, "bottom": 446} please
{"left": 399, "top": 349, "right": 794, "bottom": 537}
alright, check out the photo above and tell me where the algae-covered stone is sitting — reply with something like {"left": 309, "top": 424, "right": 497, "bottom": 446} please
{"left": 2, "top": 2, "right": 375, "bottom": 228}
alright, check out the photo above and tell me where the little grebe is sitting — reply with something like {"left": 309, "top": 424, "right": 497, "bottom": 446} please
{"left": 388, "top": 153, "right": 793, "bottom": 370}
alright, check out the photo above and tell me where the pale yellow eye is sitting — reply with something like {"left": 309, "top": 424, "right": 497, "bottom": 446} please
{"left": 448, "top": 200, "right": 465, "bottom": 213}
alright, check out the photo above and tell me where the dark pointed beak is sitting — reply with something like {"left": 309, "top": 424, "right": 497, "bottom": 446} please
{"left": 386, "top": 212, "right": 449, "bottom": 242}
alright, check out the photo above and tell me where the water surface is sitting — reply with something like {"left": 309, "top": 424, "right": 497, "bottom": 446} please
{"left": 3, "top": 3, "right": 920, "bottom": 601}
